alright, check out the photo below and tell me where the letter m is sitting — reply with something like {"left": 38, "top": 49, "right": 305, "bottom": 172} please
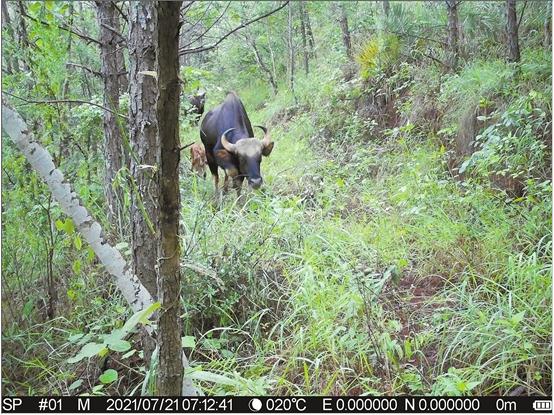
{"left": 78, "top": 398, "right": 90, "bottom": 411}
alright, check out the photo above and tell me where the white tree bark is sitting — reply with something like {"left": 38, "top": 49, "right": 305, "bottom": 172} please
{"left": 1, "top": 103, "right": 199, "bottom": 396}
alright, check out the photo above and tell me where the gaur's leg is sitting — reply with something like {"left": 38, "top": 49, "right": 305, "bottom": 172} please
{"left": 205, "top": 150, "right": 220, "bottom": 203}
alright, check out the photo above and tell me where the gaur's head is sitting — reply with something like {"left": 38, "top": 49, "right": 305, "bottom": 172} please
{"left": 220, "top": 126, "right": 274, "bottom": 189}
{"left": 189, "top": 90, "right": 206, "bottom": 115}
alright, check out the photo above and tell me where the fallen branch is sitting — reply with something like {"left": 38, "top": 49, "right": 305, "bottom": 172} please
{"left": 180, "top": 1, "right": 289, "bottom": 55}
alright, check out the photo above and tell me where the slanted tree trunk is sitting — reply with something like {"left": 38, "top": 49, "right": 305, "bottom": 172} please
{"left": 1, "top": 103, "right": 153, "bottom": 318}
{"left": 337, "top": 3, "right": 353, "bottom": 60}
{"left": 96, "top": 1, "right": 124, "bottom": 227}
{"left": 299, "top": 1, "right": 309, "bottom": 75}
{"left": 506, "top": 0, "right": 520, "bottom": 62}
{"left": 1, "top": 103, "right": 198, "bottom": 396}
{"left": 445, "top": 0, "right": 460, "bottom": 70}
{"left": 156, "top": 0, "right": 184, "bottom": 396}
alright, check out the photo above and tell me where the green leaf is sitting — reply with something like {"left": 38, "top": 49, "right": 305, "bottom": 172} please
{"left": 99, "top": 369, "right": 118, "bottom": 384}
{"left": 72, "top": 260, "right": 81, "bottom": 275}
{"left": 22, "top": 299, "right": 34, "bottom": 318}
{"left": 68, "top": 379, "right": 83, "bottom": 391}
{"left": 511, "top": 311, "right": 525, "bottom": 326}
{"left": 28, "top": 2, "right": 42, "bottom": 16}
{"left": 107, "top": 339, "right": 132, "bottom": 353}
{"left": 67, "top": 289, "right": 77, "bottom": 301}
{"left": 120, "top": 302, "right": 161, "bottom": 336}
{"left": 121, "top": 349, "right": 136, "bottom": 359}
{"left": 68, "top": 333, "right": 85, "bottom": 343}
{"left": 64, "top": 219, "right": 75, "bottom": 234}
{"left": 465, "top": 381, "right": 481, "bottom": 391}
{"left": 92, "top": 384, "right": 104, "bottom": 393}
{"left": 115, "top": 242, "right": 129, "bottom": 251}
{"left": 74, "top": 235, "right": 82, "bottom": 250}
{"left": 67, "top": 342, "right": 107, "bottom": 364}
{"left": 181, "top": 336, "right": 196, "bottom": 348}
{"left": 187, "top": 370, "right": 238, "bottom": 387}
{"left": 87, "top": 247, "right": 95, "bottom": 262}
{"left": 55, "top": 219, "right": 64, "bottom": 231}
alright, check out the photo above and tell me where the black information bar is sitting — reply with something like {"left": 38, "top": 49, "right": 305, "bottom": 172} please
{"left": 2, "top": 396, "right": 552, "bottom": 413}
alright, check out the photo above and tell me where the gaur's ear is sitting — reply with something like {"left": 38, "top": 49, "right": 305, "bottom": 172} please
{"left": 262, "top": 141, "right": 274, "bottom": 157}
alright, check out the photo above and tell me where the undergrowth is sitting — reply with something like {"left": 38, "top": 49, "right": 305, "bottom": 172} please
{"left": 2, "top": 40, "right": 551, "bottom": 398}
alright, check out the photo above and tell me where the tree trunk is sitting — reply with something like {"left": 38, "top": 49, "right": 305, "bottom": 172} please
{"left": 129, "top": 0, "right": 159, "bottom": 304}
{"left": 128, "top": 1, "right": 160, "bottom": 373}
{"left": 1, "top": 0, "right": 15, "bottom": 74}
{"left": 337, "top": 3, "right": 353, "bottom": 60}
{"left": 303, "top": 1, "right": 315, "bottom": 57}
{"left": 250, "top": 38, "right": 278, "bottom": 95}
{"left": 383, "top": 0, "right": 390, "bottom": 17}
{"left": 299, "top": 1, "right": 309, "bottom": 75}
{"left": 544, "top": 2, "right": 552, "bottom": 48}
{"left": 287, "top": 2, "right": 295, "bottom": 94}
{"left": 156, "top": 0, "right": 184, "bottom": 396}
{"left": 15, "top": 1, "right": 30, "bottom": 71}
{"left": 265, "top": 20, "right": 279, "bottom": 87}
{"left": 506, "top": 0, "right": 520, "bottom": 63}
{"left": 96, "top": 1, "right": 124, "bottom": 227}
{"left": 446, "top": 0, "right": 460, "bottom": 70}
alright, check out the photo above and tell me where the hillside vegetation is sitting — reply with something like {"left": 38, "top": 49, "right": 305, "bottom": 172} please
{"left": 1, "top": 1, "right": 551, "bottom": 396}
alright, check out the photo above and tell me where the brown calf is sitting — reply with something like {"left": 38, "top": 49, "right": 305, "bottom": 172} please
{"left": 190, "top": 143, "right": 207, "bottom": 178}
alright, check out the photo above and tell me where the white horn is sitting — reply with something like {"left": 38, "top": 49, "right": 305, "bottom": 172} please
{"left": 255, "top": 125, "right": 271, "bottom": 146}
{"left": 220, "top": 128, "right": 236, "bottom": 153}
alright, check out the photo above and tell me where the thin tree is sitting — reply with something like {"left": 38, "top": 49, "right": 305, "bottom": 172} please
{"left": 15, "top": 1, "right": 30, "bottom": 71}
{"left": 95, "top": 1, "right": 124, "bottom": 226}
{"left": 287, "top": 2, "right": 296, "bottom": 96}
{"left": 156, "top": 0, "right": 184, "bottom": 396}
{"left": 337, "top": 3, "right": 353, "bottom": 60}
{"left": 544, "top": 1, "right": 551, "bottom": 48}
{"left": 383, "top": 0, "right": 390, "bottom": 17}
{"left": 1, "top": 0, "right": 15, "bottom": 74}
{"left": 299, "top": 1, "right": 309, "bottom": 74}
{"left": 445, "top": 0, "right": 460, "bottom": 70}
{"left": 303, "top": 1, "right": 315, "bottom": 57}
{"left": 247, "top": 35, "right": 278, "bottom": 95}
{"left": 506, "top": 0, "right": 520, "bottom": 62}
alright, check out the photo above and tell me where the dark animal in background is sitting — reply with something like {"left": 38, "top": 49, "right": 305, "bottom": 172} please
{"left": 190, "top": 143, "right": 207, "bottom": 178}
{"left": 185, "top": 90, "right": 206, "bottom": 125}
{"left": 200, "top": 92, "right": 274, "bottom": 197}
